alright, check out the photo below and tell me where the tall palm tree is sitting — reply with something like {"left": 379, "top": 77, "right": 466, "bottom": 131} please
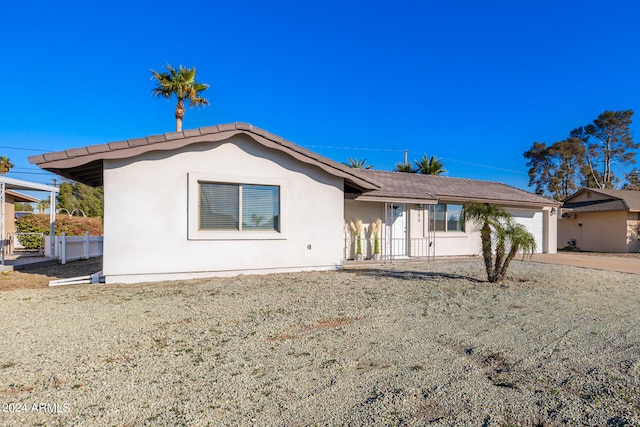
{"left": 343, "top": 157, "right": 373, "bottom": 169}
{"left": 415, "top": 154, "right": 446, "bottom": 175}
{"left": 395, "top": 162, "right": 418, "bottom": 173}
{"left": 463, "top": 202, "right": 536, "bottom": 283}
{"left": 151, "top": 65, "right": 209, "bottom": 132}
{"left": 0, "top": 156, "right": 14, "bottom": 175}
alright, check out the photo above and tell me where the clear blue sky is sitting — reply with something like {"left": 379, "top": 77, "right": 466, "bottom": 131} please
{"left": 2, "top": 0, "right": 640, "bottom": 191}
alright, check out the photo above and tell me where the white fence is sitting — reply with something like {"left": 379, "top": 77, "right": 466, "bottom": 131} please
{"left": 44, "top": 232, "right": 103, "bottom": 264}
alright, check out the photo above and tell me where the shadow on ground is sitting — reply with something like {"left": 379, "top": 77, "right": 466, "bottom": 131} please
{"left": 345, "top": 268, "right": 485, "bottom": 283}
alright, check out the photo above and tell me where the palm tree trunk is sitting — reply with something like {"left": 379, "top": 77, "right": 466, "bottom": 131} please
{"left": 175, "top": 98, "right": 185, "bottom": 132}
{"left": 480, "top": 223, "right": 494, "bottom": 281}
{"left": 496, "top": 246, "right": 519, "bottom": 283}
{"left": 493, "top": 238, "right": 506, "bottom": 283}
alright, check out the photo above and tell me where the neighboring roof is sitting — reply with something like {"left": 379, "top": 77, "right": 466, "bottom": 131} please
{"left": 355, "top": 170, "right": 560, "bottom": 207}
{"left": 0, "top": 176, "right": 59, "bottom": 193}
{"left": 563, "top": 188, "right": 640, "bottom": 212}
{"left": 5, "top": 190, "right": 40, "bottom": 203}
{"left": 29, "top": 123, "right": 381, "bottom": 192}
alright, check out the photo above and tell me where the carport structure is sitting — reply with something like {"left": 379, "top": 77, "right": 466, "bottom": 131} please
{"left": 0, "top": 176, "right": 59, "bottom": 266}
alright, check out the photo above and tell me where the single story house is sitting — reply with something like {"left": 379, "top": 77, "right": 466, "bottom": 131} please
{"left": 30, "top": 123, "right": 559, "bottom": 284}
{"left": 559, "top": 188, "right": 640, "bottom": 252}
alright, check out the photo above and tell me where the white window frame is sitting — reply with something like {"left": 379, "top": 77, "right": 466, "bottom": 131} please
{"left": 188, "top": 172, "right": 288, "bottom": 240}
{"left": 433, "top": 203, "right": 466, "bottom": 233}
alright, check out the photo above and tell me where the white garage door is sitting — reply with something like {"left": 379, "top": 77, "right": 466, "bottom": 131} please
{"left": 507, "top": 209, "right": 544, "bottom": 253}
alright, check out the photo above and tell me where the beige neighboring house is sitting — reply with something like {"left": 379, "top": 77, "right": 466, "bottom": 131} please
{"left": 4, "top": 189, "right": 39, "bottom": 248}
{"left": 559, "top": 188, "right": 640, "bottom": 252}
{"left": 30, "top": 123, "right": 560, "bottom": 284}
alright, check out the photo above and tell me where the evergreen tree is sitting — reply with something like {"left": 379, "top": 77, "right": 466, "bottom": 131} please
{"left": 57, "top": 182, "right": 104, "bottom": 217}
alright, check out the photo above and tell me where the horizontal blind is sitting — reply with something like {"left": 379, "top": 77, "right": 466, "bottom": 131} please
{"left": 200, "top": 183, "right": 239, "bottom": 230}
{"left": 242, "top": 185, "right": 279, "bottom": 231}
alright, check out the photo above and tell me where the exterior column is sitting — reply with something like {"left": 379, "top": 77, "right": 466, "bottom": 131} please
{"left": 49, "top": 190, "right": 56, "bottom": 259}
{"left": 1, "top": 182, "right": 5, "bottom": 266}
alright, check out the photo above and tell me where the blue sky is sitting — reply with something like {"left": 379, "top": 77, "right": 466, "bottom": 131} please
{"left": 2, "top": 0, "right": 640, "bottom": 191}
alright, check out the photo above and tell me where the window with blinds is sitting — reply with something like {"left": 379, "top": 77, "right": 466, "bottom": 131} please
{"left": 199, "top": 182, "right": 280, "bottom": 232}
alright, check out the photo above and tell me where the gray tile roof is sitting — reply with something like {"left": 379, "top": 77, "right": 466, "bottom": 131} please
{"left": 563, "top": 188, "right": 640, "bottom": 212}
{"left": 357, "top": 170, "right": 559, "bottom": 207}
{"left": 29, "top": 122, "right": 558, "bottom": 208}
{"left": 29, "top": 123, "right": 381, "bottom": 191}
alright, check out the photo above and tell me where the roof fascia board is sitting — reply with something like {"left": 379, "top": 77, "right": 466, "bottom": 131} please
{"left": 354, "top": 195, "right": 438, "bottom": 204}
{"left": 0, "top": 176, "right": 59, "bottom": 193}
{"left": 437, "top": 195, "right": 560, "bottom": 207}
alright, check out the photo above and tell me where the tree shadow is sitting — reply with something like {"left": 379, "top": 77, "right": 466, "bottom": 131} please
{"left": 346, "top": 267, "right": 485, "bottom": 283}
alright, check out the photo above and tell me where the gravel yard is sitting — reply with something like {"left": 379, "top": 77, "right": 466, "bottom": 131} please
{"left": 1, "top": 260, "right": 639, "bottom": 426}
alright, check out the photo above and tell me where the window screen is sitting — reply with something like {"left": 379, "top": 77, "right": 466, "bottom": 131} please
{"left": 242, "top": 185, "right": 279, "bottom": 231}
{"left": 199, "top": 182, "right": 279, "bottom": 232}
{"left": 200, "top": 183, "right": 239, "bottom": 230}
{"left": 432, "top": 204, "right": 464, "bottom": 232}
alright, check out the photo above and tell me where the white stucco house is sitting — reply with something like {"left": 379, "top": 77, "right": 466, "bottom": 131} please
{"left": 30, "top": 123, "right": 559, "bottom": 284}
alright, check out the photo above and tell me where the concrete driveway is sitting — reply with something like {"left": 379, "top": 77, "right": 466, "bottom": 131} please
{"left": 531, "top": 252, "right": 640, "bottom": 275}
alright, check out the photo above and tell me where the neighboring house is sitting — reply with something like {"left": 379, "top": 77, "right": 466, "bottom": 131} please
{"left": 4, "top": 190, "right": 39, "bottom": 240}
{"left": 559, "top": 188, "right": 640, "bottom": 252}
{"left": 30, "top": 123, "right": 559, "bottom": 284}
{"left": 0, "top": 177, "right": 59, "bottom": 263}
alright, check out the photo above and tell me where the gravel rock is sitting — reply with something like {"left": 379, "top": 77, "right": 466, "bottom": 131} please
{"left": 0, "top": 260, "right": 639, "bottom": 426}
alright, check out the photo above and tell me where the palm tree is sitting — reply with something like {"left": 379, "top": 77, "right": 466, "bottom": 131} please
{"left": 395, "top": 162, "right": 418, "bottom": 173}
{"left": 415, "top": 154, "right": 446, "bottom": 175}
{"left": 343, "top": 157, "right": 373, "bottom": 169}
{"left": 463, "top": 202, "right": 536, "bottom": 283}
{"left": 0, "top": 156, "right": 14, "bottom": 175}
{"left": 151, "top": 64, "right": 209, "bottom": 132}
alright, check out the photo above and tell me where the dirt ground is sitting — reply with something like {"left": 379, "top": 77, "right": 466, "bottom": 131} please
{"left": 0, "top": 257, "right": 103, "bottom": 291}
{"left": 1, "top": 252, "right": 638, "bottom": 292}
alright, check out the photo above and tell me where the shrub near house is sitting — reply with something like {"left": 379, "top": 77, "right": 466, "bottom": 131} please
{"left": 15, "top": 214, "right": 103, "bottom": 250}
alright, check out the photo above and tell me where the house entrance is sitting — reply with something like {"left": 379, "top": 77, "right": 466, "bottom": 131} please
{"left": 387, "top": 203, "right": 407, "bottom": 258}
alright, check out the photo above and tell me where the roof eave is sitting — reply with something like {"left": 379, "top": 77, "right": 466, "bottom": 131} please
{"left": 30, "top": 123, "right": 382, "bottom": 191}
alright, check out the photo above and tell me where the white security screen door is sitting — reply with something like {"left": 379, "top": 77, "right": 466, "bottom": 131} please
{"left": 387, "top": 203, "right": 407, "bottom": 258}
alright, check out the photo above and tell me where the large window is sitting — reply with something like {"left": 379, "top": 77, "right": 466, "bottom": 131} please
{"left": 188, "top": 172, "right": 286, "bottom": 240}
{"left": 200, "top": 183, "right": 280, "bottom": 232}
{"left": 433, "top": 203, "right": 465, "bottom": 232}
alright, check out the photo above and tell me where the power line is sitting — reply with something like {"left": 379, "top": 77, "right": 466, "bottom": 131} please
{"left": 304, "top": 144, "right": 528, "bottom": 175}
{"left": 304, "top": 145, "right": 404, "bottom": 152}
{"left": 0, "top": 145, "right": 49, "bottom": 152}
{"left": 440, "top": 157, "right": 528, "bottom": 175}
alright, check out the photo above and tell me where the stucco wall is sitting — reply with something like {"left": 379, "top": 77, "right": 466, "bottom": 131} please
{"left": 102, "top": 134, "right": 345, "bottom": 283}
{"left": 626, "top": 212, "right": 640, "bottom": 252}
{"left": 558, "top": 210, "right": 628, "bottom": 252}
{"left": 4, "top": 195, "right": 16, "bottom": 238}
{"left": 344, "top": 201, "right": 553, "bottom": 258}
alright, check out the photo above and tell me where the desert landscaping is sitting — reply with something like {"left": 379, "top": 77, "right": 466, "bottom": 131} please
{"left": 0, "top": 258, "right": 639, "bottom": 426}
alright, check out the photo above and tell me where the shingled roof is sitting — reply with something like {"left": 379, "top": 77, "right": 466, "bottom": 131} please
{"left": 29, "top": 123, "right": 381, "bottom": 192}
{"left": 563, "top": 188, "right": 640, "bottom": 212}
{"left": 355, "top": 170, "right": 559, "bottom": 207}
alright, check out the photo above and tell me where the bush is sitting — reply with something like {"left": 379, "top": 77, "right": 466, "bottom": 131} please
{"left": 15, "top": 215, "right": 103, "bottom": 250}
{"left": 15, "top": 214, "right": 103, "bottom": 236}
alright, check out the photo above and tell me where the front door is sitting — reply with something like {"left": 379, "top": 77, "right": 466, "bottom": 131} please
{"left": 387, "top": 203, "right": 407, "bottom": 258}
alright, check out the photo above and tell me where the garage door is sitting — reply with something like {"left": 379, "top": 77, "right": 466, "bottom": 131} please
{"left": 507, "top": 209, "right": 544, "bottom": 253}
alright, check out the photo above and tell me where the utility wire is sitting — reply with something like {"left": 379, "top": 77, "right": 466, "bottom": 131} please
{"left": 0, "top": 145, "right": 49, "bottom": 152}
{"left": 304, "top": 144, "right": 528, "bottom": 175}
